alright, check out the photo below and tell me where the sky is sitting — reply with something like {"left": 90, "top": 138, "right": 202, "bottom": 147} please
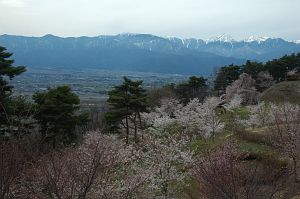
{"left": 0, "top": 0, "right": 299, "bottom": 40}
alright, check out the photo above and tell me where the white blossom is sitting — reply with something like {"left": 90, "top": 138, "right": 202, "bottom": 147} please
{"left": 143, "top": 96, "right": 225, "bottom": 138}
{"left": 224, "top": 94, "right": 242, "bottom": 110}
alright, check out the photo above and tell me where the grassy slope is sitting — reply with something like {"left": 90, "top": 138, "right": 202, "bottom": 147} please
{"left": 260, "top": 81, "right": 300, "bottom": 104}
{"left": 190, "top": 129, "right": 281, "bottom": 161}
{"left": 189, "top": 127, "right": 300, "bottom": 198}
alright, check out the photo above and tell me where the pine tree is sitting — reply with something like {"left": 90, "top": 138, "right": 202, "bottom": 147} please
{"left": 129, "top": 78, "right": 148, "bottom": 142}
{"left": 176, "top": 76, "right": 208, "bottom": 104}
{"left": 0, "top": 46, "right": 26, "bottom": 131}
{"left": 33, "top": 86, "right": 89, "bottom": 148}
{"left": 105, "top": 77, "right": 148, "bottom": 144}
{"left": 214, "top": 64, "right": 241, "bottom": 94}
{"left": 264, "top": 53, "right": 300, "bottom": 82}
{"left": 241, "top": 60, "right": 264, "bottom": 79}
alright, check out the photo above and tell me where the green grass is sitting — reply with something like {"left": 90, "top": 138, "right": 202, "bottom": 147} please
{"left": 189, "top": 126, "right": 287, "bottom": 166}
{"left": 260, "top": 80, "right": 300, "bottom": 104}
{"left": 246, "top": 126, "right": 269, "bottom": 134}
{"left": 236, "top": 126, "right": 290, "bottom": 168}
{"left": 238, "top": 140, "right": 288, "bottom": 168}
{"left": 238, "top": 140, "right": 275, "bottom": 155}
{"left": 237, "top": 126, "right": 278, "bottom": 156}
{"left": 188, "top": 119, "right": 290, "bottom": 170}
{"left": 188, "top": 132, "right": 232, "bottom": 153}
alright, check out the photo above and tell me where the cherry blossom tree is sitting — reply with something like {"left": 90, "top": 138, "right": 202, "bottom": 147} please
{"left": 176, "top": 96, "right": 225, "bottom": 138}
{"left": 142, "top": 97, "right": 225, "bottom": 138}
{"left": 141, "top": 98, "right": 180, "bottom": 134}
{"left": 138, "top": 134, "right": 193, "bottom": 199}
{"left": 20, "top": 133, "right": 122, "bottom": 199}
{"left": 223, "top": 94, "right": 242, "bottom": 111}
{"left": 225, "top": 73, "right": 259, "bottom": 105}
{"left": 242, "top": 102, "right": 273, "bottom": 129}
{"left": 174, "top": 98, "right": 203, "bottom": 136}
{"left": 200, "top": 97, "right": 224, "bottom": 138}
{"left": 191, "top": 141, "right": 242, "bottom": 199}
{"left": 269, "top": 103, "right": 300, "bottom": 181}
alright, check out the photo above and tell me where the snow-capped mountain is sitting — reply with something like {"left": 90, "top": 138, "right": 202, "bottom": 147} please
{"left": 117, "top": 33, "right": 300, "bottom": 61}
{"left": 244, "top": 36, "right": 272, "bottom": 43}
{"left": 206, "top": 34, "right": 236, "bottom": 43}
{"left": 0, "top": 33, "right": 299, "bottom": 75}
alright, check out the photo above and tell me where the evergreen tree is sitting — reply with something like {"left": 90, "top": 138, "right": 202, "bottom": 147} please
{"left": 33, "top": 86, "right": 89, "bottom": 148}
{"left": 129, "top": 78, "right": 148, "bottom": 142}
{"left": 212, "top": 53, "right": 300, "bottom": 94}
{"left": 0, "top": 46, "right": 26, "bottom": 133}
{"left": 176, "top": 76, "right": 208, "bottom": 104}
{"left": 241, "top": 60, "right": 264, "bottom": 79}
{"left": 214, "top": 65, "right": 241, "bottom": 94}
{"left": 5, "top": 96, "right": 36, "bottom": 138}
{"left": 264, "top": 53, "right": 300, "bottom": 82}
{"left": 105, "top": 77, "right": 148, "bottom": 144}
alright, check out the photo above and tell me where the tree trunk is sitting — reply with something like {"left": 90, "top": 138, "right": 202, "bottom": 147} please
{"left": 138, "top": 112, "right": 144, "bottom": 140}
{"left": 134, "top": 113, "right": 138, "bottom": 143}
{"left": 125, "top": 115, "right": 129, "bottom": 144}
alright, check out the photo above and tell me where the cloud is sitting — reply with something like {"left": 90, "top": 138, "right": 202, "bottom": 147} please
{"left": 0, "top": 0, "right": 25, "bottom": 7}
{"left": 0, "top": 0, "right": 299, "bottom": 40}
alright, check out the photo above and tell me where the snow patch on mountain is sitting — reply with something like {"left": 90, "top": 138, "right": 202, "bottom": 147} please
{"left": 206, "top": 34, "right": 236, "bottom": 43}
{"left": 244, "top": 36, "right": 272, "bottom": 43}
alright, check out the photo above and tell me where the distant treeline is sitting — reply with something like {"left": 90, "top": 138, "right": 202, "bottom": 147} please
{"left": 214, "top": 53, "right": 300, "bottom": 93}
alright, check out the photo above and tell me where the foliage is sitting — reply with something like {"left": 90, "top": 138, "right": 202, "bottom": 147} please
{"left": 241, "top": 60, "right": 264, "bottom": 79}
{"left": 147, "top": 76, "right": 208, "bottom": 109}
{"left": 105, "top": 76, "right": 148, "bottom": 143}
{"left": 175, "top": 76, "right": 208, "bottom": 104}
{"left": 214, "top": 53, "right": 300, "bottom": 94}
{"left": 0, "top": 46, "right": 26, "bottom": 101}
{"left": 33, "top": 86, "right": 89, "bottom": 148}
{"left": 0, "top": 46, "right": 26, "bottom": 134}
{"left": 214, "top": 64, "right": 241, "bottom": 93}
{"left": 2, "top": 96, "right": 36, "bottom": 138}
{"left": 264, "top": 53, "right": 300, "bottom": 82}
{"left": 146, "top": 84, "right": 177, "bottom": 109}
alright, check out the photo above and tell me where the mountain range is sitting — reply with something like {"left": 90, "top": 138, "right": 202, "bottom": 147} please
{"left": 0, "top": 33, "right": 299, "bottom": 75}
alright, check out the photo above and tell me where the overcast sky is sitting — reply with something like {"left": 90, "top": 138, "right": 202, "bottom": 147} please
{"left": 0, "top": 0, "right": 299, "bottom": 40}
